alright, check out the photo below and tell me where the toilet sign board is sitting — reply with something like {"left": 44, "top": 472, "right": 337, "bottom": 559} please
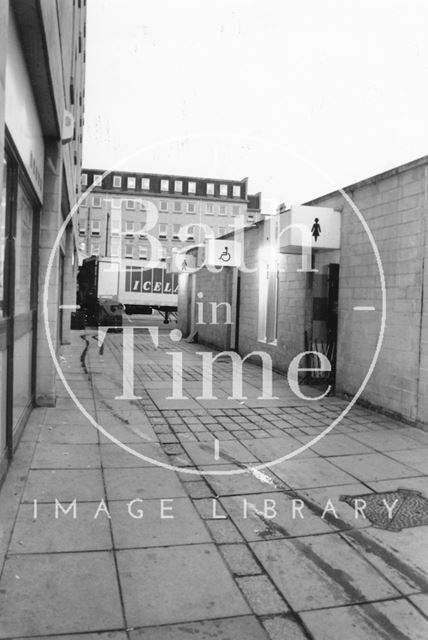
{"left": 169, "top": 252, "right": 196, "bottom": 273}
{"left": 206, "top": 239, "right": 242, "bottom": 267}
{"left": 279, "top": 205, "right": 341, "bottom": 253}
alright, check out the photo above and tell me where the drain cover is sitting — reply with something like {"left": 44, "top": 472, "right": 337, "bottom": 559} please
{"left": 340, "top": 489, "right": 428, "bottom": 531}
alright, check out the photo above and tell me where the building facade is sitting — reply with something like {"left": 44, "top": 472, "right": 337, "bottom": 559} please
{"left": 178, "top": 156, "right": 428, "bottom": 427}
{"left": 0, "top": 0, "right": 86, "bottom": 484}
{"left": 77, "top": 169, "right": 261, "bottom": 264}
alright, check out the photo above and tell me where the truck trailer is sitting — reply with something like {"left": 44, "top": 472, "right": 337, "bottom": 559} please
{"left": 77, "top": 256, "right": 179, "bottom": 326}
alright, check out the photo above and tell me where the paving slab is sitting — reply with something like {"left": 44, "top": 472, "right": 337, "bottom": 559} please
{"left": 342, "top": 525, "right": 428, "bottom": 595}
{"left": 202, "top": 463, "right": 288, "bottom": 496}
{"left": 294, "top": 433, "right": 374, "bottom": 456}
{"left": 117, "top": 544, "right": 250, "bottom": 627}
{"left": 109, "top": 498, "right": 211, "bottom": 548}
{"left": 22, "top": 469, "right": 106, "bottom": 502}
{"left": 328, "top": 452, "right": 421, "bottom": 481}
{"left": 272, "top": 457, "right": 357, "bottom": 489}
{"left": 384, "top": 447, "right": 428, "bottom": 474}
{"left": 296, "top": 483, "right": 374, "bottom": 529}
{"left": 220, "top": 491, "right": 333, "bottom": 541}
{"left": 366, "top": 475, "right": 428, "bottom": 493}
{"left": 0, "top": 552, "right": 123, "bottom": 637}
{"left": 348, "top": 429, "right": 425, "bottom": 452}
{"left": 31, "top": 443, "right": 101, "bottom": 469}
{"left": 8, "top": 502, "right": 112, "bottom": 553}
{"left": 241, "top": 435, "right": 318, "bottom": 461}
{"left": 262, "top": 616, "right": 310, "bottom": 640}
{"left": 28, "top": 634, "right": 126, "bottom": 640}
{"left": 301, "top": 598, "right": 428, "bottom": 640}
{"left": 219, "top": 543, "right": 262, "bottom": 576}
{"left": 128, "top": 615, "right": 269, "bottom": 639}
{"left": 38, "top": 423, "right": 99, "bottom": 444}
{"left": 251, "top": 534, "right": 399, "bottom": 611}
{"left": 104, "top": 467, "right": 187, "bottom": 500}
{"left": 236, "top": 575, "right": 289, "bottom": 614}
{"left": 182, "top": 440, "right": 258, "bottom": 466}
{"left": 99, "top": 443, "right": 168, "bottom": 467}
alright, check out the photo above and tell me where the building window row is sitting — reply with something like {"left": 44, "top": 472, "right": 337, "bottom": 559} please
{"left": 81, "top": 173, "right": 242, "bottom": 198}
{"left": 86, "top": 196, "right": 242, "bottom": 216}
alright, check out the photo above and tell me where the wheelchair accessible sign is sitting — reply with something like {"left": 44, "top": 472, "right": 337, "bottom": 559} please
{"left": 206, "top": 239, "right": 242, "bottom": 267}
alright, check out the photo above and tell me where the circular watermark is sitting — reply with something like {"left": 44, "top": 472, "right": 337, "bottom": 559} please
{"left": 43, "top": 133, "right": 386, "bottom": 476}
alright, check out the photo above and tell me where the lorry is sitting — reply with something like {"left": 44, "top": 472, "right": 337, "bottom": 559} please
{"left": 77, "top": 256, "right": 179, "bottom": 326}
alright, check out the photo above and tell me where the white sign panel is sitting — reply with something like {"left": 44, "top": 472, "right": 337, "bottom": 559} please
{"left": 279, "top": 205, "right": 341, "bottom": 252}
{"left": 98, "top": 260, "right": 120, "bottom": 296}
{"left": 5, "top": 13, "right": 44, "bottom": 201}
{"left": 169, "top": 252, "right": 196, "bottom": 273}
{"left": 206, "top": 239, "right": 242, "bottom": 267}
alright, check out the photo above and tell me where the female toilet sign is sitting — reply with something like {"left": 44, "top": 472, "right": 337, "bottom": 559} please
{"left": 311, "top": 217, "right": 321, "bottom": 242}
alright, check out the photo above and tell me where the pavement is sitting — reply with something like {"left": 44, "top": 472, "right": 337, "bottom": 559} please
{"left": 1, "top": 315, "right": 428, "bottom": 639}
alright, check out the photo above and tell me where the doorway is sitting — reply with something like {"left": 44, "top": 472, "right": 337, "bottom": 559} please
{"left": 1, "top": 142, "right": 40, "bottom": 463}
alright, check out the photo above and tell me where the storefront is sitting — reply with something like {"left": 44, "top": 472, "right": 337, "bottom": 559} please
{"left": 0, "top": 11, "right": 44, "bottom": 474}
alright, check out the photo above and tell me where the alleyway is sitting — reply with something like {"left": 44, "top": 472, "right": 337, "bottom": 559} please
{"left": 1, "top": 319, "right": 428, "bottom": 639}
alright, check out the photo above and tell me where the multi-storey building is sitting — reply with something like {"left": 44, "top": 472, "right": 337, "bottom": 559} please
{"left": 0, "top": 0, "right": 86, "bottom": 482}
{"left": 77, "top": 170, "right": 261, "bottom": 264}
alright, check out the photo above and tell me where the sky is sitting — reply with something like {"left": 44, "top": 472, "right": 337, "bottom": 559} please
{"left": 83, "top": 0, "right": 428, "bottom": 207}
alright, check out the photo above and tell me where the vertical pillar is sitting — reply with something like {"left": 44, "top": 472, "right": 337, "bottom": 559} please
{"left": 0, "top": 0, "right": 9, "bottom": 188}
{"left": 60, "top": 223, "right": 74, "bottom": 344}
{"left": 35, "top": 139, "right": 63, "bottom": 406}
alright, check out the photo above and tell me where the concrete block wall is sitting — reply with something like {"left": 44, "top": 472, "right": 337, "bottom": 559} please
{"left": 194, "top": 266, "right": 233, "bottom": 352}
{"left": 307, "top": 159, "right": 428, "bottom": 423}
{"left": 237, "top": 223, "right": 308, "bottom": 373}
